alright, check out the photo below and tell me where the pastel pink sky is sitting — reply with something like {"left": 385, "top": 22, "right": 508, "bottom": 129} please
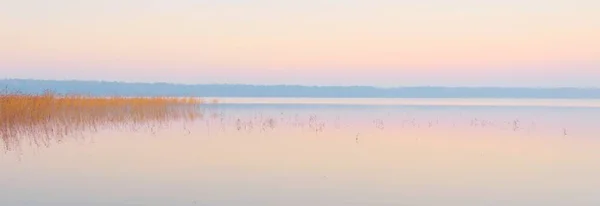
{"left": 1, "top": 0, "right": 599, "bottom": 87}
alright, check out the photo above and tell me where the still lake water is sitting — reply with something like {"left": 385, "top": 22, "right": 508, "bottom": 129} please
{"left": 2, "top": 98, "right": 600, "bottom": 206}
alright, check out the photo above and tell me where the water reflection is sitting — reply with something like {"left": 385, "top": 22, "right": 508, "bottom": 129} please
{"left": 2, "top": 101, "right": 600, "bottom": 205}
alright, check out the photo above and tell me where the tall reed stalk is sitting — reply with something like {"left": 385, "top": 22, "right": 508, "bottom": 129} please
{"left": 0, "top": 91, "right": 203, "bottom": 151}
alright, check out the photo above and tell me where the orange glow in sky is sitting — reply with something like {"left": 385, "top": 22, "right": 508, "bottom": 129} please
{"left": 1, "top": 0, "right": 599, "bottom": 86}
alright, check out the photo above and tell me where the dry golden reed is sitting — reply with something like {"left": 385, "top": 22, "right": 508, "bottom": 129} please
{"left": 0, "top": 90, "right": 203, "bottom": 151}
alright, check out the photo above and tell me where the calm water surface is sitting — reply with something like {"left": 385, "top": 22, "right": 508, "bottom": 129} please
{"left": 2, "top": 98, "right": 600, "bottom": 206}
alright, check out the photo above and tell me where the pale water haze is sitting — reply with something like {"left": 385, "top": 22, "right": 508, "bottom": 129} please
{"left": 1, "top": 0, "right": 599, "bottom": 87}
{"left": 2, "top": 99, "right": 600, "bottom": 205}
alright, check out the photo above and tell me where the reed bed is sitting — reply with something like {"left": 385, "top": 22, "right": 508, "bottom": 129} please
{"left": 0, "top": 91, "right": 203, "bottom": 151}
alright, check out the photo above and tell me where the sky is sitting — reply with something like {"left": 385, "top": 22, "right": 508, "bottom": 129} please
{"left": 1, "top": 0, "right": 599, "bottom": 87}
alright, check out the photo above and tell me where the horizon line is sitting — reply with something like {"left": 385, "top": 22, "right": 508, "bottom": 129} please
{"left": 3, "top": 78, "right": 599, "bottom": 90}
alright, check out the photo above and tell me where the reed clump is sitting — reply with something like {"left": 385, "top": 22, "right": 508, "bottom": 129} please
{"left": 0, "top": 90, "right": 203, "bottom": 151}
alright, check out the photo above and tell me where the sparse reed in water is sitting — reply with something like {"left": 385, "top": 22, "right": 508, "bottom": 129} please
{"left": 0, "top": 90, "right": 204, "bottom": 151}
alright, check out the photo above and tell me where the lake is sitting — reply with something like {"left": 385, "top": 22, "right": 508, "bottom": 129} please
{"left": 2, "top": 98, "right": 600, "bottom": 206}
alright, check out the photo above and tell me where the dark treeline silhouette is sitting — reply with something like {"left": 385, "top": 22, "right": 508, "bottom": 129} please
{"left": 2, "top": 79, "right": 600, "bottom": 98}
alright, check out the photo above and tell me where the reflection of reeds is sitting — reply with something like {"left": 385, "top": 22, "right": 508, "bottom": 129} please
{"left": 0, "top": 90, "right": 203, "bottom": 151}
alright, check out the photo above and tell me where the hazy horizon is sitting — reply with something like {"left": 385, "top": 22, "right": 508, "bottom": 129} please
{"left": 4, "top": 79, "right": 600, "bottom": 99}
{"left": 4, "top": 78, "right": 600, "bottom": 89}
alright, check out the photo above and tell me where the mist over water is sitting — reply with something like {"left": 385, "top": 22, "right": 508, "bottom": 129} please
{"left": 2, "top": 98, "right": 600, "bottom": 206}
